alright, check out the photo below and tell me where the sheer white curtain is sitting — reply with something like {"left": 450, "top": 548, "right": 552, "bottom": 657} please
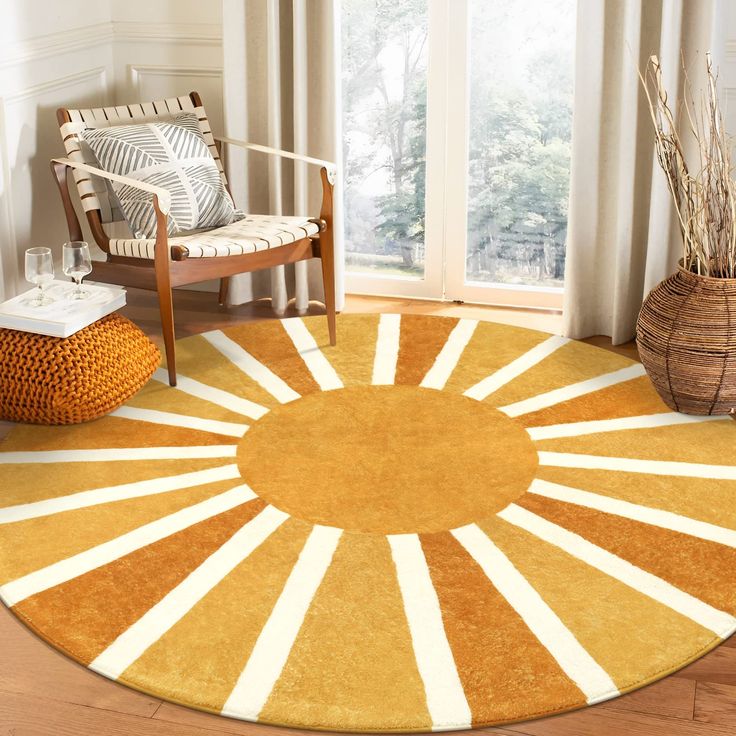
{"left": 221, "top": 0, "right": 344, "bottom": 313}
{"left": 563, "top": 0, "right": 722, "bottom": 344}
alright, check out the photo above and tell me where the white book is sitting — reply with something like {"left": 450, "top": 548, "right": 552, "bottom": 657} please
{"left": 0, "top": 281, "right": 126, "bottom": 338}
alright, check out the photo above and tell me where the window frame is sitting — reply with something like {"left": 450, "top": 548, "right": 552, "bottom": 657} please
{"left": 343, "top": 0, "right": 567, "bottom": 311}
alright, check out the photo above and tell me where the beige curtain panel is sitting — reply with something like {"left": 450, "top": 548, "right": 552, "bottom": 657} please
{"left": 563, "top": 0, "right": 720, "bottom": 344}
{"left": 222, "top": 0, "right": 344, "bottom": 314}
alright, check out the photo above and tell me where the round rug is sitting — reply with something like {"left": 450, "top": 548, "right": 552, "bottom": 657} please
{"left": 1, "top": 313, "right": 735, "bottom": 732}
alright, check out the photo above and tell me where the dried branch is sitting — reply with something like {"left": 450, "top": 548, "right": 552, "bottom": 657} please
{"left": 642, "top": 53, "right": 736, "bottom": 277}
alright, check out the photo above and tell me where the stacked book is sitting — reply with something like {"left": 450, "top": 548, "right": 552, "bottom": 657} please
{"left": 0, "top": 281, "right": 126, "bottom": 338}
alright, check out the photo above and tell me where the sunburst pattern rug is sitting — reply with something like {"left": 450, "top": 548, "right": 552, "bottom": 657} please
{"left": 1, "top": 314, "right": 735, "bottom": 732}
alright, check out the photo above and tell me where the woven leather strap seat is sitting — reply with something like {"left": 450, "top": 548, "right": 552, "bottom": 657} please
{"left": 0, "top": 314, "right": 160, "bottom": 425}
{"left": 108, "top": 215, "right": 321, "bottom": 260}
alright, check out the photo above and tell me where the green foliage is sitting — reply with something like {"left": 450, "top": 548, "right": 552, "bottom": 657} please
{"left": 465, "top": 0, "right": 573, "bottom": 284}
{"left": 375, "top": 80, "right": 426, "bottom": 266}
{"left": 342, "top": 0, "right": 428, "bottom": 267}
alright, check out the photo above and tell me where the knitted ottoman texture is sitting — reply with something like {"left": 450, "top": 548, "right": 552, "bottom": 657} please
{"left": 0, "top": 313, "right": 160, "bottom": 425}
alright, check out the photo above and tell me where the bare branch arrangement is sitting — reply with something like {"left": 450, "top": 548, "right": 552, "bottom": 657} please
{"left": 641, "top": 53, "right": 736, "bottom": 278}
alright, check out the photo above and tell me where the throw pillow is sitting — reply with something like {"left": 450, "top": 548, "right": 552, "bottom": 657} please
{"left": 82, "top": 112, "right": 241, "bottom": 239}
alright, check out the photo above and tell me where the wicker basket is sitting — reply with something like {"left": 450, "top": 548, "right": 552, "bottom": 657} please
{"left": 0, "top": 313, "right": 160, "bottom": 425}
{"left": 636, "top": 266, "right": 736, "bottom": 415}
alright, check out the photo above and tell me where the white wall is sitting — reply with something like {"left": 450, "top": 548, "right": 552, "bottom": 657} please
{"left": 111, "top": 0, "right": 224, "bottom": 133}
{"left": 0, "top": 0, "right": 224, "bottom": 301}
{"left": 0, "top": 1, "right": 114, "bottom": 300}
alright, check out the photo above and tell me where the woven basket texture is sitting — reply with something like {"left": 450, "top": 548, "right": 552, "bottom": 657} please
{"left": 636, "top": 267, "right": 736, "bottom": 415}
{"left": 0, "top": 313, "right": 160, "bottom": 425}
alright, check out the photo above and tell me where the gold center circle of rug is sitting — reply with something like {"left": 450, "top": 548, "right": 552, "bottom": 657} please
{"left": 1, "top": 313, "right": 735, "bottom": 733}
{"left": 237, "top": 385, "right": 537, "bottom": 533}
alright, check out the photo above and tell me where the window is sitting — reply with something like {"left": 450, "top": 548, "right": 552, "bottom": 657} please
{"left": 466, "top": 0, "right": 574, "bottom": 289}
{"left": 342, "top": 0, "right": 429, "bottom": 280}
{"left": 341, "top": 0, "right": 576, "bottom": 307}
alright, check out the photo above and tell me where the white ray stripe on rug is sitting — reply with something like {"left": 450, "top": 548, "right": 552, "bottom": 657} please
{"left": 528, "top": 478, "right": 736, "bottom": 548}
{"left": 526, "top": 412, "right": 726, "bottom": 441}
{"left": 281, "top": 318, "right": 343, "bottom": 391}
{"left": 499, "top": 364, "right": 646, "bottom": 418}
{"left": 110, "top": 405, "right": 250, "bottom": 439}
{"left": 89, "top": 504, "right": 289, "bottom": 680}
{"left": 420, "top": 319, "right": 478, "bottom": 391}
{"left": 451, "top": 523, "right": 617, "bottom": 704}
{"left": 372, "top": 313, "right": 401, "bottom": 385}
{"left": 388, "top": 533, "right": 471, "bottom": 729}
{"left": 0, "top": 464, "right": 241, "bottom": 525}
{"left": 152, "top": 368, "right": 269, "bottom": 420}
{"left": 201, "top": 330, "right": 301, "bottom": 404}
{"left": 463, "top": 335, "right": 569, "bottom": 402}
{"left": 0, "top": 485, "right": 257, "bottom": 608}
{"left": 221, "top": 525, "right": 343, "bottom": 721}
{"left": 538, "top": 452, "right": 736, "bottom": 481}
{"left": 499, "top": 504, "right": 736, "bottom": 637}
{"left": 0, "top": 446, "right": 237, "bottom": 465}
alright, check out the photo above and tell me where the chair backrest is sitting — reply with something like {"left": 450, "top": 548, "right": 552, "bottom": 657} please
{"left": 56, "top": 92, "right": 227, "bottom": 250}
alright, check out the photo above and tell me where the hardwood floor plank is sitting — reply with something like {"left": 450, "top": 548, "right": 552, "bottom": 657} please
{"left": 600, "top": 677, "right": 696, "bottom": 720}
{"left": 0, "top": 690, "right": 243, "bottom": 736}
{"left": 0, "top": 605, "right": 161, "bottom": 718}
{"left": 487, "top": 708, "right": 736, "bottom": 736}
{"left": 678, "top": 648, "right": 736, "bottom": 687}
{"left": 694, "top": 682, "right": 736, "bottom": 727}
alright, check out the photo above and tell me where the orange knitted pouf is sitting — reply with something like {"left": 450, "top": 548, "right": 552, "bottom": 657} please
{"left": 0, "top": 313, "right": 160, "bottom": 425}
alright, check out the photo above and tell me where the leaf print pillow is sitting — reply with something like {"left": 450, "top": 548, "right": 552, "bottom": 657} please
{"left": 82, "top": 113, "right": 243, "bottom": 239}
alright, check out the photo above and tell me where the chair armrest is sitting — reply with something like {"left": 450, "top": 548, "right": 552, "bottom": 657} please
{"left": 214, "top": 137, "right": 337, "bottom": 183}
{"left": 51, "top": 157, "right": 172, "bottom": 215}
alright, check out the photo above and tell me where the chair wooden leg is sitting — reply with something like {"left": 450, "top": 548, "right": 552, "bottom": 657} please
{"left": 158, "top": 290, "right": 177, "bottom": 386}
{"left": 154, "top": 260, "right": 177, "bottom": 386}
{"left": 152, "top": 195, "right": 177, "bottom": 386}
{"left": 318, "top": 166, "right": 337, "bottom": 346}
{"left": 218, "top": 277, "right": 230, "bottom": 307}
{"left": 320, "top": 238, "right": 337, "bottom": 347}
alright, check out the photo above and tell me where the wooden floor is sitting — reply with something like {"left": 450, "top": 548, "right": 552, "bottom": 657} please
{"left": 1, "top": 289, "right": 733, "bottom": 736}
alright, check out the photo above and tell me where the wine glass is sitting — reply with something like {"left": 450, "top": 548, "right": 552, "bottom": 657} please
{"left": 62, "top": 241, "right": 92, "bottom": 300}
{"left": 25, "top": 247, "right": 55, "bottom": 307}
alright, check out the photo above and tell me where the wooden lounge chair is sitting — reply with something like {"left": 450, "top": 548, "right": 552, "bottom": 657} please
{"left": 51, "top": 91, "right": 337, "bottom": 386}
